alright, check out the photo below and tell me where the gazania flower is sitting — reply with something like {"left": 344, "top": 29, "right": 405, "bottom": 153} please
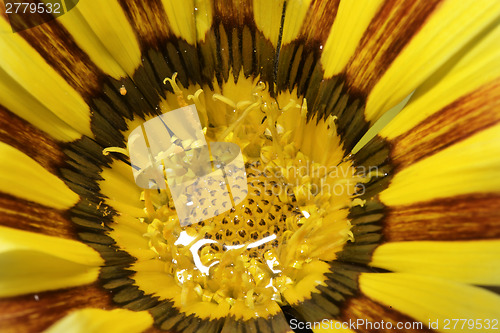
{"left": 1, "top": 0, "right": 499, "bottom": 332}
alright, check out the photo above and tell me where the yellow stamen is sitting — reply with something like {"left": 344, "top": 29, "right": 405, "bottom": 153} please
{"left": 164, "top": 73, "right": 188, "bottom": 107}
{"left": 102, "top": 147, "right": 129, "bottom": 157}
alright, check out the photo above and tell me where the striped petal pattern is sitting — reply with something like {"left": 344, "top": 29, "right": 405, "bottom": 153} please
{"left": 0, "top": 0, "right": 498, "bottom": 332}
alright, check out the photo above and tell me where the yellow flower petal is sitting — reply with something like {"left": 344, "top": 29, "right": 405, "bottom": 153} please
{"left": 253, "top": 0, "right": 285, "bottom": 47}
{"left": 161, "top": 0, "right": 209, "bottom": 45}
{"left": 0, "top": 226, "right": 103, "bottom": 270}
{"left": 44, "top": 308, "right": 153, "bottom": 333}
{"left": 56, "top": 8, "right": 128, "bottom": 79}
{"left": 321, "top": 0, "right": 384, "bottom": 77}
{"left": 366, "top": 0, "right": 500, "bottom": 122}
{"left": 371, "top": 240, "right": 500, "bottom": 285}
{"left": 0, "top": 142, "right": 79, "bottom": 210}
{"left": 193, "top": 0, "right": 213, "bottom": 42}
{"left": 0, "top": 17, "right": 91, "bottom": 141}
{"left": 0, "top": 226, "right": 103, "bottom": 297}
{"left": 360, "top": 272, "right": 500, "bottom": 333}
{"left": 281, "top": 0, "right": 313, "bottom": 45}
{"left": 380, "top": 25, "right": 500, "bottom": 139}
{"left": 99, "top": 160, "right": 146, "bottom": 217}
{"left": 110, "top": 215, "right": 156, "bottom": 261}
{"left": 72, "top": 0, "right": 142, "bottom": 76}
{"left": 378, "top": 21, "right": 500, "bottom": 166}
{"left": 380, "top": 123, "right": 500, "bottom": 206}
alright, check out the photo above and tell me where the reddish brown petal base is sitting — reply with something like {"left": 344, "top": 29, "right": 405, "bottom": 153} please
{"left": 0, "top": 283, "right": 114, "bottom": 333}
{"left": 341, "top": 295, "right": 433, "bottom": 333}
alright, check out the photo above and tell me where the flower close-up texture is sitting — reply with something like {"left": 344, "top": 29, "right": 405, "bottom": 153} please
{"left": 0, "top": 0, "right": 499, "bottom": 332}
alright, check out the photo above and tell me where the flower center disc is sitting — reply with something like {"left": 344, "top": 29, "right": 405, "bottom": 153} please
{"left": 144, "top": 159, "right": 307, "bottom": 309}
{"left": 107, "top": 76, "right": 366, "bottom": 319}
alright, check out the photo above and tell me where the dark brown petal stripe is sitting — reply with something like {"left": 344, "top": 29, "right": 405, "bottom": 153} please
{"left": 147, "top": 301, "right": 222, "bottom": 332}
{"left": 297, "top": 0, "right": 340, "bottom": 45}
{"left": 211, "top": 0, "right": 276, "bottom": 85}
{"left": 0, "top": 284, "right": 113, "bottom": 333}
{"left": 345, "top": 0, "right": 443, "bottom": 96}
{"left": 1, "top": 7, "right": 104, "bottom": 99}
{"left": 214, "top": 0, "right": 253, "bottom": 24}
{"left": 0, "top": 193, "right": 76, "bottom": 239}
{"left": 276, "top": 0, "right": 340, "bottom": 97}
{"left": 273, "top": 2, "right": 350, "bottom": 152}
{"left": 221, "top": 312, "right": 291, "bottom": 333}
{"left": 146, "top": 299, "right": 292, "bottom": 333}
{"left": 353, "top": 136, "right": 393, "bottom": 202}
{"left": 277, "top": 0, "right": 340, "bottom": 93}
{"left": 118, "top": 0, "right": 201, "bottom": 90}
{"left": 118, "top": 0, "right": 171, "bottom": 51}
{"left": 338, "top": 137, "right": 394, "bottom": 267}
{"left": 340, "top": 296, "right": 433, "bottom": 333}
{"left": 0, "top": 105, "right": 65, "bottom": 175}
{"left": 339, "top": 200, "right": 386, "bottom": 265}
{"left": 383, "top": 193, "right": 500, "bottom": 242}
{"left": 389, "top": 79, "right": 500, "bottom": 170}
